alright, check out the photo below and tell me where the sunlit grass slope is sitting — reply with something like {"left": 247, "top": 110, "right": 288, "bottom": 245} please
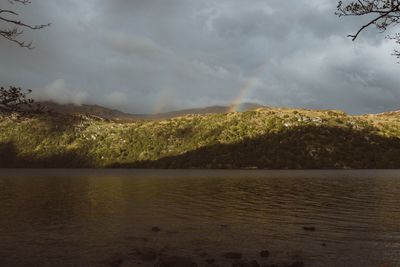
{"left": 1, "top": 107, "right": 400, "bottom": 168}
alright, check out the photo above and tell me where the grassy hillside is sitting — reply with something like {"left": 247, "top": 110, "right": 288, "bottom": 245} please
{"left": 1, "top": 107, "right": 400, "bottom": 168}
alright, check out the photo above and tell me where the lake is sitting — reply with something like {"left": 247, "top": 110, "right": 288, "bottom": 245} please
{"left": 1, "top": 169, "right": 400, "bottom": 267}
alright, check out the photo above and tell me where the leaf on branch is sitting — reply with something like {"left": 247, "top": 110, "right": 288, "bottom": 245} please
{"left": 0, "top": 86, "right": 46, "bottom": 113}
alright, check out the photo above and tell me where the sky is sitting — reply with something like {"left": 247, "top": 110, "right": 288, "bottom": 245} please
{"left": 0, "top": 0, "right": 399, "bottom": 114}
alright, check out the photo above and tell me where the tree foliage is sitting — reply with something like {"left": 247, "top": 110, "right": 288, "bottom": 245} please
{"left": 0, "top": 0, "right": 50, "bottom": 49}
{"left": 337, "top": 0, "right": 400, "bottom": 57}
{"left": 0, "top": 86, "right": 48, "bottom": 113}
{"left": 0, "top": 86, "right": 33, "bottom": 112}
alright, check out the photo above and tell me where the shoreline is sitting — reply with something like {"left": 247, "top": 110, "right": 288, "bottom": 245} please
{"left": 1, "top": 168, "right": 400, "bottom": 178}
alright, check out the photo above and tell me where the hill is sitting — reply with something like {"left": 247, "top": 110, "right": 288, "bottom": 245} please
{"left": 36, "top": 101, "right": 266, "bottom": 120}
{"left": 1, "top": 107, "right": 400, "bottom": 168}
{"left": 35, "top": 101, "right": 139, "bottom": 120}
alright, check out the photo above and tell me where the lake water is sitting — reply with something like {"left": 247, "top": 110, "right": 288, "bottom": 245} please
{"left": 1, "top": 169, "right": 400, "bottom": 267}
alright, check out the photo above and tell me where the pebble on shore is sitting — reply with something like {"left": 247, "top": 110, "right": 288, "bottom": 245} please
{"left": 260, "top": 250, "right": 270, "bottom": 258}
{"left": 303, "top": 226, "right": 316, "bottom": 232}
{"left": 151, "top": 227, "right": 161, "bottom": 232}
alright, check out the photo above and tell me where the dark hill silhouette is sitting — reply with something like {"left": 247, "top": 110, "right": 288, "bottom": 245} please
{"left": 0, "top": 141, "right": 94, "bottom": 168}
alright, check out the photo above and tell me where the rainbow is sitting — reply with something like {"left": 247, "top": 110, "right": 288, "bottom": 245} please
{"left": 228, "top": 62, "right": 268, "bottom": 112}
{"left": 152, "top": 89, "right": 173, "bottom": 114}
{"left": 151, "top": 62, "right": 268, "bottom": 114}
{"left": 228, "top": 77, "right": 259, "bottom": 112}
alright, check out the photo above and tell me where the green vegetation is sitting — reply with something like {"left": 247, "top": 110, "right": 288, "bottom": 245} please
{"left": 1, "top": 107, "right": 400, "bottom": 168}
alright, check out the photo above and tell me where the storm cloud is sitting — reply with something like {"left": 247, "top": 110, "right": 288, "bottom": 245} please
{"left": 0, "top": 0, "right": 399, "bottom": 114}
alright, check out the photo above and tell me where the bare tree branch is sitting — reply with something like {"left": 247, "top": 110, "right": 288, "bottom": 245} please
{"left": 0, "top": 0, "right": 50, "bottom": 49}
{"left": 0, "top": 1, "right": 50, "bottom": 114}
{"left": 337, "top": 0, "right": 400, "bottom": 58}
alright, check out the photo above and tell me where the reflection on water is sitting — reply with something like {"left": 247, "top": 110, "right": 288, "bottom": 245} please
{"left": 1, "top": 170, "right": 400, "bottom": 267}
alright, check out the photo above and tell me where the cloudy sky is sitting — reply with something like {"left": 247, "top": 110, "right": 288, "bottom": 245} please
{"left": 0, "top": 0, "right": 399, "bottom": 114}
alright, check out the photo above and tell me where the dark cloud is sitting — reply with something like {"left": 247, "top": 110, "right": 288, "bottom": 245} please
{"left": 0, "top": 0, "right": 399, "bottom": 114}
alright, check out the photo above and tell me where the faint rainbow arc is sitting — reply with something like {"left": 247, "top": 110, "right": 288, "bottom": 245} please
{"left": 152, "top": 89, "right": 173, "bottom": 114}
{"left": 228, "top": 62, "right": 268, "bottom": 112}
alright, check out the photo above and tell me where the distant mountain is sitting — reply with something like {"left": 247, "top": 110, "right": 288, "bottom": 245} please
{"left": 36, "top": 101, "right": 139, "bottom": 120}
{"left": 36, "top": 101, "right": 267, "bottom": 120}
{"left": 235, "top": 102, "right": 267, "bottom": 111}
{"left": 141, "top": 102, "right": 266, "bottom": 119}
{"left": 134, "top": 105, "right": 230, "bottom": 120}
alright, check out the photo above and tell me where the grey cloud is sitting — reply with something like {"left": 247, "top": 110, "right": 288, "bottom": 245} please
{"left": 0, "top": 0, "right": 399, "bottom": 114}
